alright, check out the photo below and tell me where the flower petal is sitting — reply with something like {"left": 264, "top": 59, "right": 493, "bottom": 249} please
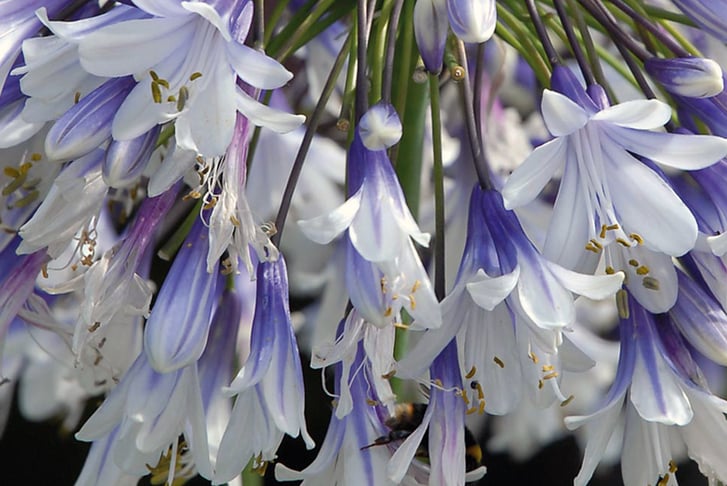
{"left": 465, "top": 267, "right": 519, "bottom": 310}
{"left": 541, "top": 89, "right": 589, "bottom": 136}
{"left": 298, "top": 189, "right": 361, "bottom": 245}
{"left": 501, "top": 137, "right": 566, "bottom": 209}
{"left": 592, "top": 99, "right": 671, "bottom": 129}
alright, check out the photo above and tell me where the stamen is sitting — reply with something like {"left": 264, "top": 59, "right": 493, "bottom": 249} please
{"left": 541, "top": 364, "right": 554, "bottom": 372}
{"left": 635, "top": 265, "right": 649, "bottom": 275}
{"left": 381, "top": 370, "right": 396, "bottom": 379}
{"left": 465, "top": 366, "right": 476, "bottom": 379}
{"left": 560, "top": 395, "right": 575, "bottom": 407}
{"left": 74, "top": 91, "right": 81, "bottom": 104}
{"left": 177, "top": 86, "right": 189, "bottom": 112}
{"left": 628, "top": 259, "right": 639, "bottom": 267}
{"left": 589, "top": 239, "right": 603, "bottom": 250}
{"left": 605, "top": 266, "right": 616, "bottom": 274}
{"left": 410, "top": 280, "right": 421, "bottom": 293}
{"left": 657, "top": 473, "right": 669, "bottom": 486}
{"left": 542, "top": 372, "right": 558, "bottom": 380}
{"left": 642, "top": 276, "right": 660, "bottom": 290}
{"left": 493, "top": 356, "right": 505, "bottom": 368}
{"left": 11, "top": 190, "right": 39, "bottom": 209}
{"left": 151, "top": 82, "right": 162, "bottom": 103}
{"left": 88, "top": 322, "right": 100, "bottom": 332}
{"left": 585, "top": 243, "right": 600, "bottom": 253}
{"left": 629, "top": 233, "right": 644, "bottom": 244}
{"left": 599, "top": 224, "right": 608, "bottom": 239}
{"left": 537, "top": 379, "right": 544, "bottom": 389}
{"left": 189, "top": 72, "right": 203, "bottom": 81}
{"left": 668, "top": 460, "right": 677, "bottom": 473}
{"left": 229, "top": 215, "right": 241, "bottom": 226}
{"left": 616, "top": 237, "right": 632, "bottom": 247}
{"left": 30, "top": 153, "right": 42, "bottom": 162}
{"left": 408, "top": 294, "right": 417, "bottom": 310}
{"left": 616, "top": 289, "right": 629, "bottom": 319}
{"left": 528, "top": 350, "right": 539, "bottom": 364}
{"left": 366, "top": 398, "right": 378, "bottom": 406}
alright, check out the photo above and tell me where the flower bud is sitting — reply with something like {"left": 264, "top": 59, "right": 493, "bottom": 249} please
{"left": 645, "top": 57, "right": 724, "bottom": 98}
{"left": 358, "top": 102, "right": 402, "bottom": 150}
{"left": 447, "top": 0, "right": 496, "bottom": 43}
{"left": 414, "top": 0, "right": 448, "bottom": 74}
{"left": 103, "top": 125, "right": 159, "bottom": 188}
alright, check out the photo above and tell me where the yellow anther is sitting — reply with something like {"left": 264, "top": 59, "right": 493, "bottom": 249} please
{"left": 529, "top": 351, "right": 539, "bottom": 364}
{"left": 156, "top": 78, "right": 170, "bottom": 89}
{"left": 478, "top": 400, "right": 486, "bottom": 414}
{"left": 74, "top": 91, "right": 81, "bottom": 104}
{"left": 642, "top": 276, "right": 660, "bottom": 290}
{"left": 190, "top": 72, "right": 203, "bottom": 81}
{"left": 461, "top": 391, "right": 470, "bottom": 406}
{"left": 616, "top": 289, "right": 629, "bottom": 319}
{"left": 3, "top": 167, "right": 19, "bottom": 178}
{"left": 605, "top": 266, "right": 616, "bottom": 275}
{"left": 203, "top": 196, "right": 218, "bottom": 210}
{"left": 668, "top": 460, "right": 677, "bottom": 473}
{"left": 167, "top": 95, "right": 176, "bottom": 102}
{"left": 616, "top": 238, "right": 632, "bottom": 247}
{"left": 366, "top": 398, "right": 378, "bottom": 406}
{"left": 411, "top": 280, "right": 421, "bottom": 293}
{"left": 12, "top": 186, "right": 40, "bottom": 207}
{"left": 384, "top": 306, "right": 393, "bottom": 317}
{"left": 589, "top": 239, "right": 603, "bottom": 250}
{"left": 466, "top": 406, "right": 478, "bottom": 415}
{"left": 41, "top": 264, "right": 49, "bottom": 279}
{"left": 606, "top": 224, "right": 620, "bottom": 231}
{"left": 2, "top": 171, "right": 27, "bottom": 196}
{"left": 465, "top": 366, "right": 476, "bottom": 379}
{"left": 636, "top": 265, "right": 649, "bottom": 275}
{"left": 88, "top": 322, "right": 100, "bottom": 332}
{"left": 150, "top": 70, "right": 160, "bottom": 81}
{"left": 541, "top": 364, "right": 554, "bottom": 372}
{"left": 433, "top": 379, "right": 443, "bottom": 388}
{"left": 585, "top": 243, "right": 599, "bottom": 253}
{"left": 151, "top": 81, "right": 162, "bottom": 103}
{"left": 630, "top": 233, "right": 644, "bottom": 244}
{"left": 537, "top": 379, "right": 544, "bottom": 389}
{"left": 493, "top": 356, "right": 505, "bottom": 368}
{"left": 177, "top": 86, "right": 189, "bottom": 112}
{"left": 381, "top": 370, "right": 396, "bottom": 379}
{"left": 560, "top": 395, "right": 575, "bottom": 407}
{"left": 599, "top": 224, "right": 608, "bottom": 239}
{"left": 408, "top": 294, "right": 417, "bottom": 310}
{"left": 628, "top": 259, "right": 639, "bottom": 267}
{"left": 657, "top": 473, "right": 669, "bottom": 486}
{"left": 472, "top": 381, "right": 485, "bottom": 401}
{"left": 30, "top": 153, "right": 42, "bottom": 162}
{"left": 393, "top": 321, "right": 409, "bottom": 329}
{"left": 543, "top": 372, "right": 558, "bottom": 380}
{"left": 229, "top": 215, "right": 241, "bottom": 226}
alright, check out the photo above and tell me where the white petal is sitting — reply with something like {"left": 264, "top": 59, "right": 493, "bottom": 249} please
{"left": 604, "top": 146, "right": 697, "bottom": 256}
{"left": 298, "top": 189, "right": 361, "bottom": 244}
{"left": 112, "top": 82, "right": 171, "bottom": 141}
{"left": 236, "top": 87, "right": 304, "bottom": 133}
{"left": 630, "top": 349, "right": 693, "bottom": 425}
{"left": 707, "top": 232, "right": 727, "bottom": 256}
{"left": 592, "top": 99, "right": 671, "bottom": 129}
{"left": 79, "top": 17, "right": 193, "bottom": 77}
{"left": 182, "top": 1, "right": 232, "bottom": 41}
{"left": 545, "top": 261, "right": 623, "bottom": 299}
{"left": 465, "top": 267, "right": 519, "bottom": 310}
{"left": 541, "top": 89, "right": 589, "bottom": 136}
{"left": 226, "top": 43, "right": 292, "bottom": 89}
{"left": 606, "top": 126, "right": 727, "bottom": 170}
{"left": 515, "top": 256, "right": 575, "bottom": 328}
{"left": 501, "top": 137, "right": 566, "bottom": 209}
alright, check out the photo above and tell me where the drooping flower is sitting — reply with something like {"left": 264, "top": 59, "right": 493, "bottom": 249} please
{"left": 565, "top": 293, "right": 727, "bottom": 486}
{"left": 645, "top": 56, "right": 724, "bottom": 98}
{"left": 214, "top": 257, "right": 314, "bottom": 483}
{"left": 299, "top": 130, "right": 440, "bottom": 329}
{"left": 74, "top": 0, "right": 303, "bottom": 156}
{"left": 397, "top": 186, "right": 624, "bottom": 414}
{"left": 144, "top": 217, "right": 220, "bottom": 373}
{"left": 502, "top": 66, "right": 727, "bottom": 273}
{"left": 447, "top": 0, "right": 497, "bottom": 44}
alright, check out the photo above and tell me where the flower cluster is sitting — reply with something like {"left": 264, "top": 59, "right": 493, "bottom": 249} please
{"left": 4, "top": 1, "right": 727, "bottom": 486}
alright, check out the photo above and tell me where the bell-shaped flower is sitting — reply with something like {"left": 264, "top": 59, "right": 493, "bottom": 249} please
{"left": 645, "top": 56, "right": 724, "bottom": 98}
{"left": 502, "top": 66, "right": 727, "bottom": 272}
{"left": 299, "top": 131, "right": 439, "bottom": 329}
{"left": 75, "top": 0, "right": 303, "bottom": 156}
{"left": 397, "top": 186, "right": 624, "bottom": 414}
{"left": 144, "top": 217, "right": 220, "bottom": 373}
{"left": 359, "top": 102, "right": 402, "bottom": 150}
{"left": 17, "top": 148, "right": 108, "bottom": 258}
{"left": 43, "top": 185, "right": 177, "bottom": 357}
{"left": 565, "top": 293, "right": 727, "bottom": 486}
{"left": 214, "top": 257, "right": 314, "bottom": 483}
{"left": 0, "top": 66, "right": 43, "bottom": 148}
{"left": 275, "top": 338, "right": 401, "bottom": 485}
{"left": 447, "top": 0, "right": 497, "bottom": 44}
{"left": 75, "top": 354, "right": 213, "bottom": 482}
{"left": 75, "top": 427, "right": 140, "bottom": 486}
{"left": 413, "top": 0, "right": 449, "bottom": 74}
{"left": 388, "top": 341, "right": 487, "bottom": 485}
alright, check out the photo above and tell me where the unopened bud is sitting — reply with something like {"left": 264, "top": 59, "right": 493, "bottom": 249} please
{"left": 645, "top": 57, "right": 724, "bottom": 98}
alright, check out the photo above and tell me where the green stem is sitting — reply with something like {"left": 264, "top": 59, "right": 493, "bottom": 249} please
{"left": 429, "top": 74, "right": 445, "bottom": 300}
{"left": 264, "top": 0, "right": 292, "bottom": 45}
{"left": 157, "top": 199, "right": 202, "bottom": 261}
{"left": 369, "top": 0, "right": 395, "bottom": 104}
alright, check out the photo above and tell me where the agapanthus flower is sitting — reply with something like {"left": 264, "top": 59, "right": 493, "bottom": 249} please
{"left": 214, "top": 257, "right": 314, "bottom": 483}
{"left": 144, "top": 217, "right": 220, "bottom": 373}
{"left": 299, "top": 131, "right": 439, "bottom": 329}
{"left": 275, "top": 337, "right": 400, "bottom": 485}
{"left": 502, "top": 66, "right": 727, "bottom": 273}
{"left": 565, "top": 294, "right": 727, "bottom": 486}
{"left": 74, "top": 0, "right": 303, "bottom": 156}
{"left": 645, "top": 56, "right": 724, "bottom": 98}
{"left": 397, "top": 186, "right": 624, "bottom": 414}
